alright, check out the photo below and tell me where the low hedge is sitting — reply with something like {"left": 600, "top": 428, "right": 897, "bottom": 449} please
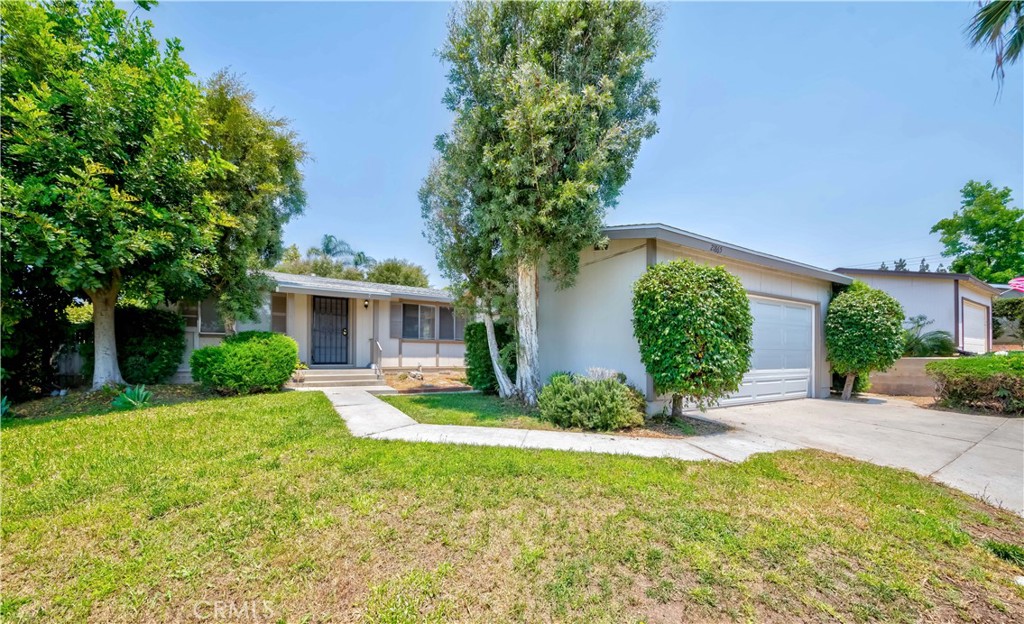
{"left": 538, "top": 371, "right": 645, "bottom": 431}
{"left": 464, "top": 321, "right": 516, "bottom": 394}
{"left": 79, "top": 306, "right": 186, "bottom": 385}
{"left": 190, "top": 331, "right": 299, "bottom": 395}
{"left": 925, "top": 354, "right": 1024, "bottom": 415}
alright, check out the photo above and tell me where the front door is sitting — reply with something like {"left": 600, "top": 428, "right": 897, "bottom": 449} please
{"left": 311, "top": 296, "right": 349, "bottom": 365}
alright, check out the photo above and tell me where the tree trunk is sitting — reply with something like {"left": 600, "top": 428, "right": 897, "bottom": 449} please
{"left": 841, "top": 373, "right": 856, "bottom": 401}
{"left": 481, "top": 307, "right": 515, "bottom": 399}
{"left": 86, "top": 278, "right": 124, "bottom": 390}
{"left": 671, "top": 393, "right": 683, "bottom": 417}
{"left": 514, "top": 258, "right": 541, "bottom": 406}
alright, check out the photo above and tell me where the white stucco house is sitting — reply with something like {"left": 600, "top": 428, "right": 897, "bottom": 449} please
{"left": 834, "top": 268, "right": 998, "bottom": 354}
{"left": 174, "top": 271, "right": 465, "bottom": 381}
{"left": 538, "top": 223, "right": 853, "bottom": 409}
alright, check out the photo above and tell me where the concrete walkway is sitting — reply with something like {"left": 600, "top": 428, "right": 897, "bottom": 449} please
{"left": 314, "top": 388, "right": 1023, "bottom": 515}
{"left": 316, "top": 387, "right": 800, "bottom": 462}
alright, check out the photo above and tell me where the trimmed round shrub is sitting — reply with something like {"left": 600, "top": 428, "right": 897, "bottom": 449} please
{"left": 926, "top": 353, "right": 1024, "bottom": 414}
{"left": 190, "top": 331, "right": 298, "bottom": 395}
{"left": 79, "top": 306, "right": 186, "bottom": 385}
{"left": 538, "top": 372, "right": 645, "bottom": 431}
{"left": 632, "top": 260, "right": 753, "bottom": 414}
{"left": 463, "top": 321, "right": 516, "bottom": 394}
{"left": 825, "top": 282, "right": 905, "bottom": 399}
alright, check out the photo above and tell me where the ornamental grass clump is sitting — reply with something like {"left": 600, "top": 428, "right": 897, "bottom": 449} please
{"left": 631, "top": 260, "right": 753, "bottom": 415}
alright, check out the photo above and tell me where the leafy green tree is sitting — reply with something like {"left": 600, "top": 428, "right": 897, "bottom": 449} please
{"left": 931, "top": 181, "right": 1024, "bottom": 283}
{"left": 274, "top": 243, "right": 366, "bottom": 280}
{"left": 994, "top": 297, "right": 1024, "bottom": 344}
{"left": 631, "top": 260, "right": 754, "bottom": 416}
{"left": 200, "top": 71, "right": 307, "bottom": 329}
{"left": 365, "top": 258, "right": 429, "bottom": 288}
{"left": 421, "top": 147, "right": 518, "bottom": 398}
{"left": 825, "top": 282, "right": 905, "bottom": 400}
{"left": 894, "top": 258, "right": 908, "bottom": 272}
{"left": 1, "top": 0, "right": 227, "bottom": 389}
{"left": 433, "top": 1, "right": 661, "bottom": 404}
{"left": 967, "top": 0, "right": 1023, "bottom": 83}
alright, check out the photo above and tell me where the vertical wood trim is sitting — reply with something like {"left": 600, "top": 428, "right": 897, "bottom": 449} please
{"left": 953, "top": 280, "right": 961, "bottom": 348}
{"left": 645, "top": 237, "right": 657, "bottom": 400}
{"left": 436, "top": 340, "right": 440, "bottom": 367}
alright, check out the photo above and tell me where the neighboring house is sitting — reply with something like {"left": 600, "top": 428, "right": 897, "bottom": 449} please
{"left": 991, "top": 283, "right": 1023, "bottom": 349}
{"left": 173, "top": 271, "right": 465, "bottom": 382}
{"left": 538, "top": 223, "right": 852, "bottom": 409}
{"left": 834, "top": 268, "right": 998, "bottom": 355}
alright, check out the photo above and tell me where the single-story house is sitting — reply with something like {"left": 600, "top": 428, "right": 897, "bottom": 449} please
{"left": 538, "top": 223, "right": 853, "bottom": 409}
{"left": 834, "top": 268, "right": 998, "bottom": 354}
{"left": 173, "top": 271, "right": 465, "bottom": 381}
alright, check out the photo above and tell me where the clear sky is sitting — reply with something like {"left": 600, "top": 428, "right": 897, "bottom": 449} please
{"left": 142, "top": 1, "right": 1023, "bottom": 284}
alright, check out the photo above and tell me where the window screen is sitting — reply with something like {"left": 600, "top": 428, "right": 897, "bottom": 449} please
{"left": 439, "top": 306, "right": 455, "bottom": 340}
{"left": 271, "top": 293, "right": 287, "bottom": 333}
{"left": 199, "top": 298, "right": 225, "bottom": 334}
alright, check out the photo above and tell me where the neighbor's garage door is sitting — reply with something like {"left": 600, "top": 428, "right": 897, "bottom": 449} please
{"left": 722, "top": 297, "right": 814, "bottom": 406}
{"left": 962, "top": 300, "right": 988, "bottom": 354}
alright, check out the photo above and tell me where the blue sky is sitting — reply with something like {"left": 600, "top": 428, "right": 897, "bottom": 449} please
{"left": 142, "top": 1, "right": 1023, "bottom": 284}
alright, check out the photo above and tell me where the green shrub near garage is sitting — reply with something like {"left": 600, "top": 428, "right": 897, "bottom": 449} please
{"left": 631, "top": 259, "right": 753, "bottom": 415}
{"left": 463, "top": 321, "right": 516, "bottom": 394}
{"left": 538, "top": 372, "right": 645, "bottom": 431}
{"left": 190, "top": 331, "right": 299, "bottom": 395}
{"left": 925, "top": 353, "right": 1024, "bottom": 415}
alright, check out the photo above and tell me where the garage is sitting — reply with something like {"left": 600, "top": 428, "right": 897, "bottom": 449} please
{"left": 962, "top": 300, "right": 988, "bottom": 354}
{"left": 722, "top": 296, "right": 814, "bottom": 406}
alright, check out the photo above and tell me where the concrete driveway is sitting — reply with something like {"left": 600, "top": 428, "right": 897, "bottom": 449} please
{"left": 701, "top": 397, "right": 1024, "bottom": 515}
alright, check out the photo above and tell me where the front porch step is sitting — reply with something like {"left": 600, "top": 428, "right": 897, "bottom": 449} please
{"left": 298, "top": 372, "right": 379, "bottom": 381}
{"left": 290, "top": 378, "right": 381, "bottom": 387}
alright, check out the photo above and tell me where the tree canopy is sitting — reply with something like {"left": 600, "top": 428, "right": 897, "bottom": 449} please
{"left": 1, "top": 0, "right": 306, "bottom": 389}
{"left": 365, "top": 258, "right": 429, "bottom": 288}
{"left": 967, "top": 0, "right": 1023, "bottom": 84}
{"left": 427, "top": 0, "right": 661, "bottom": 404}
{"left": 931, "top": 181, "right": 1023, "bottom": 283}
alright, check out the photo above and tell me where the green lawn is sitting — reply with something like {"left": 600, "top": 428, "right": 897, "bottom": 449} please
{"left": 381, "top": 392, "right": 556, "bottom": 429}
{"left": 381, "top": 392, "right": 698, "bottom": 435}
{"left": 3, "top": 391, "right": 1024, "bottom": 622}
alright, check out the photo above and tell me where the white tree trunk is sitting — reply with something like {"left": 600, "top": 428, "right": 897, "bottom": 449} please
{"left": 481, "top": 309, "right": 515, "bottom": 399}
{"left": 515, "top": 259, "right": 541, "bottom": 406}
{"left": 841, "top": 373, "right": 856, "bottom": 401}
{"left": 87, "top": 279, "right": 124, "bottom": 390}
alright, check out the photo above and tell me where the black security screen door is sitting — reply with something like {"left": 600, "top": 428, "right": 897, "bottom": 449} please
{"left": 311, "top": 297, "right": 349, "bottom": 365}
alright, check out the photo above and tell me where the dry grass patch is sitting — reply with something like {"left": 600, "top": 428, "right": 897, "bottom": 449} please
{"left": 2, "top": 391, "right": 1024, "bottom": 622}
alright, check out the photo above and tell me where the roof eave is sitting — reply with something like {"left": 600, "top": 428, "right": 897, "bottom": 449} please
{"left": 605, "top": 224, "right": 853, "bottom": 285}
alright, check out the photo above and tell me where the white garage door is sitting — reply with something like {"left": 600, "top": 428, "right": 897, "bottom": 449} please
{"left": 722, "top": 297, "right": 813, "bottom": 406}
{"left": 962, "top": 300, "right": 988, "bottom": 354}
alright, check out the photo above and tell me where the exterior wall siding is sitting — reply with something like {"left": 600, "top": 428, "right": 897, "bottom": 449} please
{"left": 537, "top": 237, "right": 837, "bottom": 407}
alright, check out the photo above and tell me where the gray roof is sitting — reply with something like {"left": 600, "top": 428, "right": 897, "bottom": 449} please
{"left": 604, "top": 223, "right": 853, "bottom": 285}
{"left": 265, "top": 271, "right": 453, "bottom": 302}
{"left": 834, "top": 268, "right": 1001, "bottom": 296}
